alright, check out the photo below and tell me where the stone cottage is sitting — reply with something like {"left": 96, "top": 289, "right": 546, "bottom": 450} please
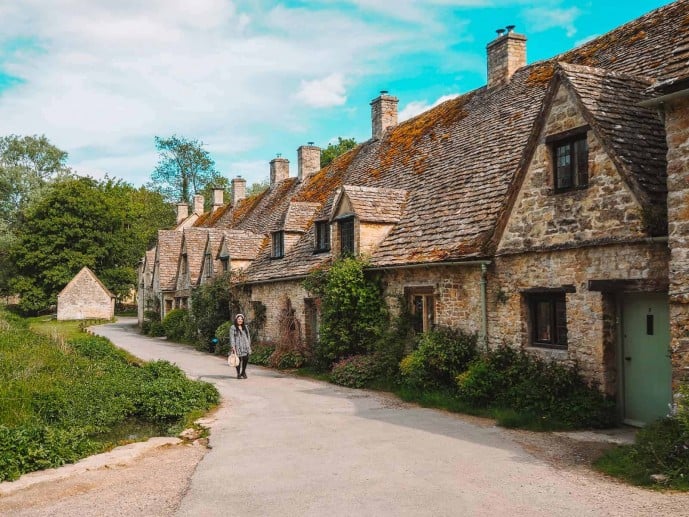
{"left": 57, "top": 267, "right": 115, "bottom": 321}
{"left": 140, "top": 0, "right": 689, "bottom": 426}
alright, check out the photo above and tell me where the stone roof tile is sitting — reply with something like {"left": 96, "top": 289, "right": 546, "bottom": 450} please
{"left": 335, "top": 185, "right": 408, "bottom": 223}
{"left": 156, "top": 230, "right": 183, "bottom": 290}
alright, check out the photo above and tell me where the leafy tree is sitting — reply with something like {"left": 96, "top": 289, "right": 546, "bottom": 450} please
{"left": 321, "top": 137, "right": 357, "bottom": 168}
{"left": 148, "top": 135, "right": 223, "bottom": 204}
{"left": 10, "top": 177, "right": 174, "bottom": 313}
{"left": 246, "top": 179, "right": 269, "bottom": 197}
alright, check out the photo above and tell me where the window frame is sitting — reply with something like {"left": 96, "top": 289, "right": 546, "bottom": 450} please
{"left": 405, "top": 286, "right": 435, "bottom": 334}
{"left": 526, "top": 291, "right": 568, "bottom": 349}
{"left": 338, "top": 217, "right": 355, "bottom": 257}
{"left": 204, "top": 252, "right": 212, "bottom": 278}
{"left": 271, "top": 231, "right": 285, "bottom": 259}
{"left": 314, "top": 220, "right": 331, "bottom": 253}
{"left": 546, "top": 126, "right": 589, "bottom": 194}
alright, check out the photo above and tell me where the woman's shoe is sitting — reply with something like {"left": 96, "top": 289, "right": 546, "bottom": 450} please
{"left": 237, "top": 373, "right": 241, "bottom": 379}
{"left": 241, "top": 373, "right": 247, "bottom": 379}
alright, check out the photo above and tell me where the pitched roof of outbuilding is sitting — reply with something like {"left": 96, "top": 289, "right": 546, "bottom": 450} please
{"left": 58, "top": 266, "right": 115, "bottom": 299}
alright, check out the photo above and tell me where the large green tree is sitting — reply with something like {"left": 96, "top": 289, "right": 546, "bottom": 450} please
{"left": 148, "top": 135, "right": 222, "bottom": 204}
{"left": 0, "top": 135, "right": 72, "bottom": 296}
{"left": 10, "top": 177, "right": 174, "bottom": 313}
{"left": 320, "top": 137, "right": 357, "bottom": 168}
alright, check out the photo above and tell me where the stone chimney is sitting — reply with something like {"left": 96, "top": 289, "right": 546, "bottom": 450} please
{"left": 193, "top": 194, "right": 204, "bottom": 215}
{"left": 298, "top": 142, "right": 321, "bottom": 182}
{"left": 270, "top": 155, "right": 290, "bottom": 186}
{"left": 176, "top": 202, "right": 189, "bottom": 224}
{"left": 371, "top": 91, "right": 398, "bottom": 139}
{"left": 487, "top": 25, "right": 526, "bottom": 89}
{"left": 211, "top": 187, "right": 224, "bottom": 213}
{"left": 231, "top": 176, "right": 246, "bottom": 206}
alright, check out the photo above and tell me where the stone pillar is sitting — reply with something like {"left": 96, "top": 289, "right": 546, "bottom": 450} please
{"left": 270, "top": 156, "right": 290, "bottom": 186}
{"left": 666, "top": 96, "right": 689, "bottom": 387}
{"left": 298, "top": 143, "right": 321, "bottom": 181}
{"left": 193, "top": 194, "right": 204, "bottom": 215}
{"left": 370, "top": 91, "right": 398, "bottom": 139}
{"left": 232, "top": 176, "right": 246, "bottom": 205}
{"left": 486, "top": 27, "right": 526, "bottom": 89}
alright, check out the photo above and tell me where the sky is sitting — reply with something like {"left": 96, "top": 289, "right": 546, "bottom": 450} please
{"left": 0, "top": 0, "right": 675, "bottom": 189}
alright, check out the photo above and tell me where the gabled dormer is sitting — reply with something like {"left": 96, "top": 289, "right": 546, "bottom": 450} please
{"left": 271, "top": 202, "right": 320, "bottom": 259}
{"left": 218, "top": 230, "right": 265, "bottom": 271}
{"left": 175, "top": 228, "right": 209, "bottom": 292}
{"left": 330, "top": 185, "right": 408, "bottom": 257}
{"left": 497, "top": 63, "right": 667, "bottom": 254}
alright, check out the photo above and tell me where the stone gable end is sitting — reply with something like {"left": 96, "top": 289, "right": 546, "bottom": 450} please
{"left": 57, "top": 268, "right": 114, "bottom": 321}
{"left": 498, "top": 84, "right": 647, "bottom": 254}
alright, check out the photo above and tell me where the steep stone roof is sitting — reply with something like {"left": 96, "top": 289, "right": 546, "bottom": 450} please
{"left": 282, "top": 202, "right": 321, "bottom": 232}
{"left": 558, "top": 63, "right": 668, "bottom": 208}
{"left": 226, "top": 0, "right": 688, "bottom": 281}
{"left": 181, "top": 228, "right": 210, "bottom": 287}
{"left": 333, "top": 185, "right": 408, "bottom": 223}
{"left": 156, "top": 230, "right": 183, "bottom": 291}
{"left": 219, "top": 230, "right": 266, "bottom": 261}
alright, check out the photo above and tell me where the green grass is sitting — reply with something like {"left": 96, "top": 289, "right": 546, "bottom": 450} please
{"left": 0, "top": 310, "right": 219, "bottom": 482}
{"left": 27, "top": 316, "right": 109, "bottom": 341}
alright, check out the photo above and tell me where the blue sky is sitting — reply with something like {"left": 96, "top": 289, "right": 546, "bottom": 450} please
{"left": 0, "top": 0, "right": 674, "bottom": 189}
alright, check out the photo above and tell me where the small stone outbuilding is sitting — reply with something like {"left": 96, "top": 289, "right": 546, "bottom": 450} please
{"left": 57, "top": 267, "right": 115, "bottom": 321}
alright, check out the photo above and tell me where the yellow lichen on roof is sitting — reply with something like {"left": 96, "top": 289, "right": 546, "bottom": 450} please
{"left": 205, "top": 204, "right": 231, "bottom": 227}
{"left": 294, "top": 145, "right": 362, "bottom": 204}
{"left": 232, "top": 189, "right": 268, "bottom": 223}
{"left": 194, "top": 211, "right": 211, "bottom": 227}
{"left": 526, "top": 62, "right": 556, "bottom": 87}
{"left": 379, "top": 92, "right": 475, "bottom": 174}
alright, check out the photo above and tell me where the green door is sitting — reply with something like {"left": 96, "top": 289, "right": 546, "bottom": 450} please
{"left": 622, "top": 293, "right": 672, "bottom": 426}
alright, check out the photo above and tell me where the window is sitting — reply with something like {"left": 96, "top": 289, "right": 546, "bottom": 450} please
{"left": 547, "top": 128, "right": 588, "bottom": 192}
{"left": 272, "top": 231, "right": 284, "bottom": 258}
{"left": 339, "top": 217, "right": 355, "bottom": 256}
{"left": 315, "top": 221, "right": 330, "bottom": 252}
{"left": 528, "top": 293, "right": 567, "bottom": 348}
{"left": 221, "top": 257, "right": 229, "bottom": 272}
{"left": 204, "top": 253, "right": 212, "bottom": 277}
{"left": 406, "top": 287, "right": 435, "bottom": 333}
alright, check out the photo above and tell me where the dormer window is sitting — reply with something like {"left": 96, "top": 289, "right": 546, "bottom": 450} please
{"left": 339, "top": 217, "right": 355, "bottom": 256}
{"left": 204, "top": 252, "right": 212, "bottom": 277}
{"left": 272, "top": 231, "right": 284, "bottom": 258}
{"left": 547, "top": 126, "right": 589, "bottom": 193}
{"left": 315, "top": 221, "right": 330, "bottom": 253}
{"left": 221, "top": 257, "right": 229, "bottom": 272}
{"left": 180, "top": 254, "right": 188, "bottom": 275}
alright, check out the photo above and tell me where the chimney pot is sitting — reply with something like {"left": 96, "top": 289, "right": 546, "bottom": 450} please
{"left": 270, "top": 157, "right": 290, "bottom": 185}
{"left": 176, "top": 202, "right": 189, "bottom": 224}
{"left": 193, "top": 194, "right": 204, "bottom": 215}
{"left": 486, "top": 29, "right": 526, "bottom": 88}
{"left": 231, "top": 176, "right": 246, "bottom": 206}
{"left": 298, "top": 143, "right": 321, "bottom": 182}
{"left": 370, "top": 91, "right": 399, "bottom": 139}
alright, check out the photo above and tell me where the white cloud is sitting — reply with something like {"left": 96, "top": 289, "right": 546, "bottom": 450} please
{"left": 523, "top": 6, "right": 581, "bottom": 37}
{"left": 399, "top": 93, "right": 460, "bottom": 121}
{"left": 296, "top": 73, "right": 347, "bottom": 108}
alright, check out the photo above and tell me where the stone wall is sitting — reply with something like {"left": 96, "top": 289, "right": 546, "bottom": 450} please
{"left": 666, "top": 96, "right": 689, "bottom": 385}
{"left": 57, "top": 271, "right": 114, "bottom": 321}
{"left": 499, "top": 84, "right": 646, "bottom": 254}
{"left": 251, "top": 280, "right": 309, "bottom": 343}
{"left": 490, "top": 243, "right": 669, "bottom": 390}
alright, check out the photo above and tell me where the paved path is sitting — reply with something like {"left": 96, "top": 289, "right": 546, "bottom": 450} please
{"left": 94, "top": 319, "right": 688, "bottom": 517}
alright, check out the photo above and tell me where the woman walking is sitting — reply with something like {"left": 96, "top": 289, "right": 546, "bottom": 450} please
{"left": 230, "top": 313, "right": 251, "bottom": 379}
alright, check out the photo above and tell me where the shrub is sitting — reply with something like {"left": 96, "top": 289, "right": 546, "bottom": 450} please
{"left": 305, "top": 257, "right": 388, "bottom": 368}
{"left": 399, "top": 328, "right": 477, "bottom": 390}
{"left": 190, "top": 274, "right": 236, "bottom": 351}
{"left": 271, "top": 349, "right": 309, "bottom": 369}
{"left": 214, "top": 320, "right": 232, "bottom": 355}
{"left": 331, "top": 354, "right": 381, "bottom": 388}
{"left": 249, "top": 343, "right": 275, "bottom": 366}
{"left": 138, "top": 376, "right": 219, "bottom": 424}
{"left": 457, "top": 345, "right": 615, "bottom": 428}
{"left": 162, "top": 309, "right": 195, "bottom": 342}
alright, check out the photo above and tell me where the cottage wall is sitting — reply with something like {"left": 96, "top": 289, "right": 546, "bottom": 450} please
{"left": 666, "top": 96, "right": 689, "bottom": 386}
{"left": 490, "top": 243, "right": 669, "bottom": 391}
{"left": 57, "top": 272, "right": 114, "bottom": 321}
{"left": 381, "top": 266, "right": 484, "bottom": 334}
{"left": 251, "top": 280, "right": 309, "bottom": 342}
{"left": 499, "top": 85, "right": 646, "bottom": 254}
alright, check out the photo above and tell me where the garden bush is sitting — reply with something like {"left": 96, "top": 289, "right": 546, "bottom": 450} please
{"left": 331, "top": 354, "right": 381, "bottom": 388}
{"left": 214, "top": 320, "right": 232, "bottom": 356}
{"left": 162, "top": 309, "right": 195, "bottom": 342}
{"left": 249, "top": 342, "right": 275, "bottom": 366}
{"left": 456, "top": 345, "right": 615, "bottom": 429}
{"left": 399, "top": 328, "right": 477, "bottom": 390}
{"left": 271, "top": 349, "right": 309, "bottom": 369}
